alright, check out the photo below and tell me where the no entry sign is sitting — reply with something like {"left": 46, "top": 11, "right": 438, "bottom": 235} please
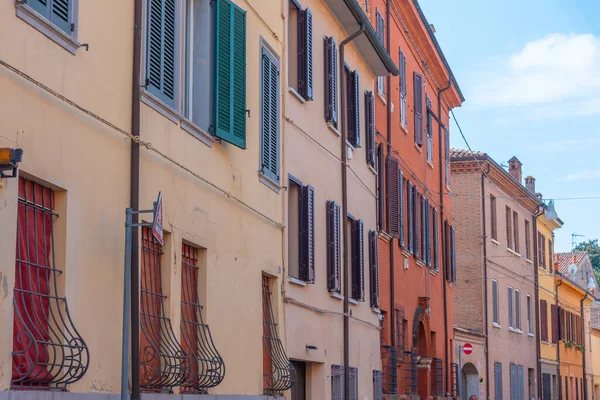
{"left": 463, "top": 343, "right": 473, "bottom": 355}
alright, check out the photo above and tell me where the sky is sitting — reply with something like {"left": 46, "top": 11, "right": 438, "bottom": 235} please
{"left": 419, "top": 0, "right": 600, "bottom": 252}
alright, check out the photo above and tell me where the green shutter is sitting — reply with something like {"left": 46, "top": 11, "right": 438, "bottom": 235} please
{"left": 146, "top": 0, "right": 176, "bottom": 108}
{"left": 260, "top": 47, "right": 279, "bottom": 182}
{"left": 215, "top": 0, "right": 246, "bottom": 149}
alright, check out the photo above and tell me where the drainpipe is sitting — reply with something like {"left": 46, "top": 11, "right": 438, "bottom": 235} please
{"left": 581, "top": 291, "right": 591, "bottom": 400}
{"left": 340, "top": 21, "right": 365, "bottom": 400}
{"left": 481, "top": 168, "right": 491, "bottom": 400}
{"left": 130, "top": 0, "right": 143, "bottom": 398}
{"left": 437, "top": 79, "right": 452, "bottom": 395}
{"left": 555, "top": 276, "right": 563, "bottom": 399}
{"left": 533, "top": 206, "right": 544, "bottom": 400}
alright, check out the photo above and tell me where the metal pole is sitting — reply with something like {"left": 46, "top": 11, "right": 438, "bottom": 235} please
{"left": 458, "top": 345, "right": 463, "bottom": 400}
{"left": 121, "top": 208, "right": 133, "bottom": 400}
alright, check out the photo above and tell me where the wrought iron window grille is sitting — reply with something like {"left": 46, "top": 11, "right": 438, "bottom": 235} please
{"left": 380, "top": 345, "right": 397, "bottom": 394}
{"left": 403, "top": 351, "right": 418, "bottom": 395}
{"left": 432, "top": 357, "right": 444, "bottom": 397}
{"left": 12, "top": 177, "right": 89, "bottom": 390}
{"left": 140, "top": 227, "right": 190, "bottom": 391}
{"left": 262, "top": 276, "right": 295, "bottom": 394}
{"left": 451, "top": 362, "right": 459, "bottom": 398}
{"left": 394, "top": 308, "right": 406, "bottom": 364}
{"left": 180, "top": 244, "right": 225, "bottom": 393}
{"left": 331, "top": 364, "right": 344, "bottom": 400}
{"left": 373, "top": 369, "right": 383, "bottom": 400}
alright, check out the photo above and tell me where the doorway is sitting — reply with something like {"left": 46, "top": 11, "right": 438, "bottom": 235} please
{"left": 291, "top": 361, "right": 306, "bottom": 400}
{"left": 462, "top": 362, "right": 479, "bottom": 400}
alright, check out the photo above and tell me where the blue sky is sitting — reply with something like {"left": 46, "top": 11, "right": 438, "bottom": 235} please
{"left": 419, "top": 0, "right": 600, "bottom": 252}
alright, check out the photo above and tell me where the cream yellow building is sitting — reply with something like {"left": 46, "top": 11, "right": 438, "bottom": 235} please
{"left": 0, "top": 0, "right": 293, "bottom": 399}
{"left": 591, "top": 328, "right": 600, "bottom": 400}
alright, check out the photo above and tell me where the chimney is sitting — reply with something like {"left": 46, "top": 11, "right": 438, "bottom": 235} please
{"left": 508, "top": 156, "right": 522, "bottom": 184}
{"left": 525, "top": 176, "right": 536, "bottom": 193}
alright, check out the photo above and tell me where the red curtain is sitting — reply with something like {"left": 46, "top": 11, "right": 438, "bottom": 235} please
{"left": 12, "top": 177, "right": 54, "bottom": 384}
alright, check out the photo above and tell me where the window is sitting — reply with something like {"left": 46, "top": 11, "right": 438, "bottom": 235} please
{"left": 399, "top": 50, "right": 407, "bottom": 128}
{"left": 377, "top": 144, "right": 385, "bottom": 230}
{"left": 490, "top": 195, "right": 498, "bottom": 240}
{"left": 515, "top": 289, "right": 521, "bottom": 331}
{"left": 395, "top": 308, "right": 406, "bottom": 361}
{"left": 494, "top": 363, "right": 503, "bottom": 400}
{"left": 432, "top": 208, "right": 439, "bottom": 271}
{"left": 524, "top": 220, "right": 531, "bottom": 259}
{"left": 373, "top": 370, "right": 383, "bottom": 400}
{"left": 346, "top": 66, "right": 361, "bottom": 147}
{"left": 444, "top": 221, "right": 457, "bottom": 283}
{"left": 369, "top": 231, "right": 380, "bottom": 308}
{"left": 527, "top": 295, "right": 532, "bottom": 335}
{"left": 291, "top": 361, "right": 306, "bottom": 400}
{"left": 259, "top": 44, "right": 281, "bottom": 184}
{"left": 288, "top": 0, "right": 313, "bottom": 100}
{"left": 538, "top": 232, "right": 547, "bottom": 269}
{"left": 506, "top": 206, "right": 513, "bottom": 249}
{"left": 548, "top": 238, "right": 553, "bottom": 271}
{"left": 348, "top": 216, "right": 365, "bottom": 301}
{"left": 365, "top": 92, "right": 376, "bottom": 167}
{"left": 413, "top": 189, "right": 420, "bottom": 259}
{"left": 508, "top": 286, "right": 514, "bottom": 329}
{"left": 566, "top": 376, "right": 569, "bottom": 400}
{"left": 414, "top": 72, "right": 423, "bottom": 146}
{"left": 513, "top": 211, "right": 519, "bottom": 253}
{"left": 551, "top": 304, "right": 559, "bottom": 343}
{"left": 16, "top": 0, "right": 80, "bottom": 54}
{"left": 492, "top": 280, "right": 499, "bottom": 325}
{"left": 375, "top": 9, "right": 385, "bottom": 96}
{"left": 332, "top": 365, "right": 344, "bottom": 400}
{"left": 324, "top": 36, "right": 338, "bottom": 125}
{"left": 327, "top": 200, "right": 341, "bottom": 292}
{"left": 288, "top": 177, "right": 315, "bottom": 283}
{"left": 407, "top": 181, "right": 414, "bottom": 253}
{"left": 349, "top": 367, "right": 359, "bottom": 400}
{"left": 426, "top": 96, "right": 433, "bottom": 163}
{"left": 387, "top": 156, "right": 400, "bottom": 237}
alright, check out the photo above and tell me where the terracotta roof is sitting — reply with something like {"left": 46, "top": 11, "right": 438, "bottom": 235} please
{"left": 449, "top": 148, "right": 487, "bottom": 160}
{"left": 556, "top": 251, "right": 589, "bottom": 277}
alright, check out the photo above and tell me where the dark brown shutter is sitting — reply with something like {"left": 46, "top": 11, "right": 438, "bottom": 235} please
{"left": 399, "top": 170, "right": 405, "bottom": 247}
{"left": 451, "top": 226, "right": 456, "bottom": 283}
{"left": 365, "top": 91, "right": 375, "bottom": 167}
{"left": 413, "top": 189, "right": 419, "bottom": 259}
{"left": 324, "top": 36, "right": 337, "bottom": 123}
{"left": 369, "top": 230, "right": 379, "bottom": 308}
{"left": 413, "top": 72, "right": 423, "bottom": 146}
{"left": 444, "top": 220, "right": 450, "bottom": 281}
{"left": 387, "top": 156, "right": 400, "bottom": 237}
{"left": 559, "top": 307, "right": 564, "bottom": 340}
{"left": 551, "top": 304, "right": 559, "bottom": 343}
{"left": 432, "top": 208, "right": 439, "bottom": 270}
{"left": 407, "top": 181, "right": 414, "bottom": 253}
{"left": 377, "top": 144, "right": 384, "bottom": 231}
{"left": 298, "top": 8, "right": 313, "bottom": 100}
{"left": 352, "top": 219, "right": 365, "bottom": 301}
{"left": 540, "top": 300, "right": 548, "bottom": 342}
{"left": 326, "top": 200, "right": 340, "bottom": 292}
{"left": 304, "top": 185, "right": 315, "bottom": 283}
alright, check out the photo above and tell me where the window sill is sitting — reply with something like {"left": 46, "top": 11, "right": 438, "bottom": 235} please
{"left": 514, "top": 252, "right": 522, "bottom": 258}
{"left": 416, "top": 260, "right": 426, "bottom": 268}
{"left": 527, "top": 259, "right": 534, "bottom": 265}
{"left": 369, "top": 164, "right": 377, "bottom": 176}
{"left": 427, "top": 161, "right": 434, "bottom": 169}
{"left": 288, "top": 276, "right": 307, "bottom": 287}
{"left": 378, "top": 231, "right": 392, "bottom": 243}
{"left": 16, "top": 2, "right": 82, "bottom": 55}
{"left": 348, "top": 298, "right": 360, "bottom": 305}
{"left": 377, "top": 90, "right": 387, "bottom": 104}
{"left": 401, "top": 123, "right": 408, "bottom": 135}
{"left": 491, "top": 238, "right": 500, "bottom": 246}
{"left": 506, "top": 247, "right": 515, "bottom": 255}
{"left": 141, "top": 90, "right": 180, "bottom": 124}
{"left": 346, "top": 140, "right": 357, "bottom": 151}
{"left": 508, "top": 327, "right": 516, "bottom": 332}
{"left": 288, "top": 87, "right": 306, "bottom": 104}
{"left": 371, "top": 307, "right": 381, "bottom": 315}
{"left": 516, "top": 329, "right": 523, "bottom": 334}
{"left": 414, "top": 142, "right": 423, "bottom": 153}
{"left": 401, "top": 248, "right": 412, "bottom": 259}
{"left": 429, "top": 268, "right": 439, "bottom": 276}
{"left": 328, "top": 122, "right": 341, "bottom": 137}
{"left": 330, "top": 291, "right": 344, "bottom": 301}
{"left": 181, "top": 118, "right": 215, "bottom": 148}
{"left": 493, "top": 323, "right": 501, "bottom": 329}
{"left": 259, "top": 172, "right": 282, "bottom": 194}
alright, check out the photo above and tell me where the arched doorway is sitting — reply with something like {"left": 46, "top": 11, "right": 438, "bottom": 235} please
{"left": 412, "top": 300, "right": 431, "bottom": 400}
{"left": 462, "top": 362, "right": 479, "bottom": 400}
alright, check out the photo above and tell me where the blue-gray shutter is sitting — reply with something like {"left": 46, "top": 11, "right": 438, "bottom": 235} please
{"left": 414, "top": 72, "right": 423, "bottom": 146}
{"left": 413, "top": 189, "right": 419, "bottom": 259}
{"left": 354, "top": 71, "right": 360, "bottom": 147}
{"left": 387, "top": 157, "right": 400, "bottom": 238}
{"left": 399, "top": 170, "right": 405, "bottom": 247}
{"left": 260, "top": 47, "right": 280, "bottom": 183}
{"left": 215, "top": 0, "right": 246, "bottom": 148}
{"left": 324, "top": 37, "right": 338, "bottom": 123}
{"left": 327, "top": 200, "right": 341, "bottom": 292}
{"left": 495, "top": 363, "right": 503, "bottom": 400}
{"left": 376, "top": 9, "right": 384, "bottom": 45}
{"left": 451, "top": 226, "right": 456, "bottom": 282}
{"left": 26, "top": 0, "right": 49, "bottom": 17}
{"left": 358, "top": 220, "right": 365, "bottom": 301}
{"left": 400, "top": 50, "right": 407, "bottom": 96}
{"left": 421, "top": 196, "right": 426, "bottom": 262}
{"left": 50, "top": 0, "right": 71, "bottom": 33}
{"left": 510, "top": 365, "right": 518, "bottom": 400}
{"left": 304, "top": 185, "right": 315, "bottom": 283}
{"left": 146, "top": 0, "right": 176, "bottom": 108}
{"left": 517, "top": 365, "right": 524, "bottom": 400}
{"left": 369, "top": 230, "right": 379, "bottom": 308}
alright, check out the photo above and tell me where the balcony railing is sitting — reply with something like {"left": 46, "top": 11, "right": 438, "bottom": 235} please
{"left": 432, "top": 358, "right": 444, "bottom": 397}
{"left": 12, "top": 177, "right": 89, "bottom": 390}
{"left": 381, "top": 345, "right": 397, "bottom": 394}
{"left": 262, "top": 276, "right": 295, "bottom": 394}
{"left": 403, "top": 351, "right": 418, "bottom": 396}
{"left": 451, "top": 362, "right": 460, "bottom": 398}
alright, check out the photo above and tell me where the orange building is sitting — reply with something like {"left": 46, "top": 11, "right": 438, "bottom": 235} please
{"left": 363, "top": 0, "right": 464, "bottom": 398}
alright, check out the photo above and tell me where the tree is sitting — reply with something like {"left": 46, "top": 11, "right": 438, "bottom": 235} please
{"left": 574, "top": 239, "right": 600, "bottom": 282}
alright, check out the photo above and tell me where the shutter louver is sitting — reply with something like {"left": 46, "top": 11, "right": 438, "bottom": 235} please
{"left": 27, "top": 0, "right": 49, "bottom": 18}
{"left": 304, "top": 9, "right": 313, "bottom": 100}
{"left": 408, "top": 181, "right": 414, "bottom": 254}
{"left": 376, "top": 9, "right": 384, "bottom": 45}
{"left": 365, "top": 91, "right": 376, "bottom": 167}
{"left": 413, "top": 189, "right": 419, "bottom": 259}
{"left": 399, "top": 170, "right": 405, "bottom": 247}
{"left": 358, "top": 220, "right": 365, "bottom": 301}
{"left": 387, "top": 157, "right": 400, "bottom": 238}
{"left": 260, "top": 48, "right": 280, "bottom": 182}
{"left": 551, "top": 304, "right": 558, "bottom": 343}
{"left": 369, "top": 230, "right": 379, "bottom": 309}
{"left": 324, "top": 37, "right": 338, "bottom": 123}
{"left": 147, "top": 0, "right": 176, "bottom": 108}
{"left": 353, "top": 71, "right": 361, "bottom": 147}
{"left": 377, "top": 144, "right": 384, "bottom": 231}
{"left": 215, "top": 0, "right": 246, "bottom": 148}
{"left": 433, "top": 208, "right": 439, "bottom": 270}
{"left": 518, "top": 365, "right": 524, "bottom": 400}
{"left": 304, "top": 185, "right": 315, "bottom": 283}
{"left": 540, "top": 300, "right": 548, "bottom": 341}
{"left": 50, "top": 0, "right": 71, "bottom": 33}
{"left": 351, "top": 220, "right": 365, "bottom": 301}
{"left": 327, "top": 200, "right": 341, "bottom": 292}
{"left": 451, "top": 226, "right": 456, "bottom": 282}
{"left": 414, "top": 72, "right": 423, "bottom": 146}
{"left": 298, "top": 9, "right": 313, "bottom": 100}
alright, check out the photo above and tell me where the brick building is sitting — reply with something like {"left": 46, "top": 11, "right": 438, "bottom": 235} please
{"left": 366, "top": 0, "right": 464, "bottom": 398}
{"left": 451, "top": 151, "right": 543, "bottom": 400}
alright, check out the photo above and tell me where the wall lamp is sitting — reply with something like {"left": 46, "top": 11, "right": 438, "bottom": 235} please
{"left": 0, "top": 148, "right": 23, "bottom": 178}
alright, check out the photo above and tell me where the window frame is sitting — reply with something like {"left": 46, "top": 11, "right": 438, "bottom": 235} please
{"left": 508, "top": 286, "right": 514, "bottom": 329}
{"left": 492, "top": 279, "right": 500, "bottom": 325}
{"left": 513, "top": 211, "right": 519, "bottom": 254}
{"left": 490, "top": 195, "right": 497, "bottom": 241}
{"left": 524, "top": 220, "right": 531, "bottom": 260}
{"left": 506, "top": 206, "right": 513, "bottom": 250}
{"left": 259, "top": 42, "right": 281, "bottom": 188}
{"left": 515, "top": 289, "right": 521, "bottom": 331}
{"left": 527, "top": 294, "right": 532, "bottom": 335}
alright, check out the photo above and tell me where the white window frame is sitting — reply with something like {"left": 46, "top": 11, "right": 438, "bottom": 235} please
{"left": 492, "top": 279, "right": 500, "bottom": 325}
{"left": 515, "top": 289, "right": 521, "bottom": 332}
{"left": 508, "top": 286, "right": 514, "bottom": 330}
{"left": 527, "top": 294, "right": 533, "bottom": 335}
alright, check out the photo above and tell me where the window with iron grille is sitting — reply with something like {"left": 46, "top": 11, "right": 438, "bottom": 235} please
{"left": 403, "top": 352, "right": 418, "bottom": 395}
{"left": 373, "top": 370, "right": 383, "bottom": 400}
{"left": 452, "top": 363, "right": 460, "bottom": 398}
{"left": 381, "top": 346, "right": 397, "bottom": 394}
{"left": 349, "top": 367, "right": 359, "bottom": 400}
{"left": 180, "top": 244, "right": 224, "bottom": 393}
{"left": 262, "top": 276, "right": 295, "bottom": 394}
{"left": 394, "top": 308, "right": 406, "bottom": 364}
{"left": 12, "top": 177, "right": 89, "bottom": 390}
{"left": 332, "top": 365, "right": 344, "bottom": 400}
{"left": 431, "top": 358, "right": 444, "bottom": 397}
{"left": 140, "top": 227, "right": 190, "bottom": 390}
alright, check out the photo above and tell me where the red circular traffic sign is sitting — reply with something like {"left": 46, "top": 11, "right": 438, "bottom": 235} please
{"left": 463, "top": 343, "right": 473, "bottom": 355}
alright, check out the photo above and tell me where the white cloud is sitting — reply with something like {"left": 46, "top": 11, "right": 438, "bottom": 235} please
{"left": 561, "top": 170, "right": 600, "bottom": 182}
{"left": 531, "top": 137, "right": 600, "bottom": 152}
{"left": 472, "top": 34, "right": 600, "bottom": 107}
